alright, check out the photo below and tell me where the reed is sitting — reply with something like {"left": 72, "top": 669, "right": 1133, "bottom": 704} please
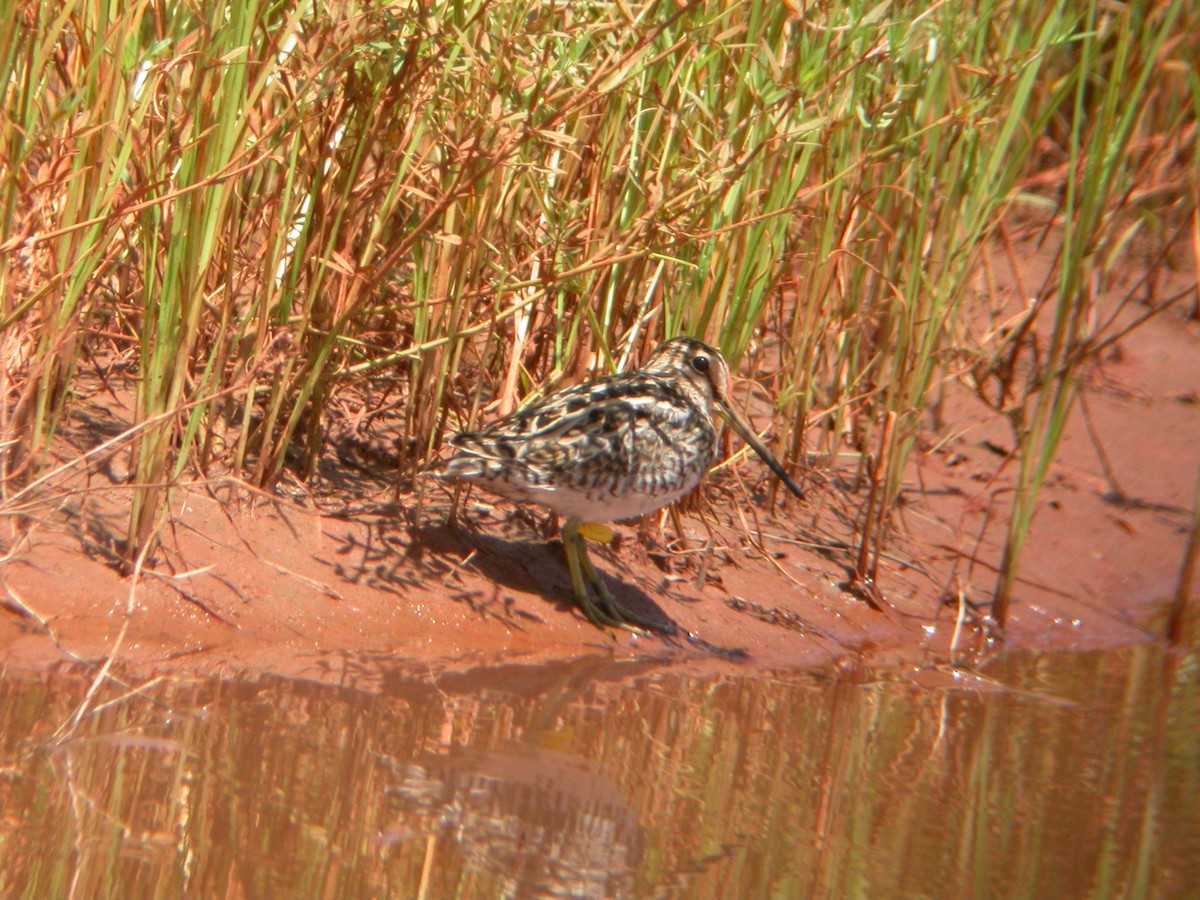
{"left": 991, "top": 0, "right": 1189, "bottom": 625}
{"left": 0, "top": 0, "right": 1194, "bottom": 615}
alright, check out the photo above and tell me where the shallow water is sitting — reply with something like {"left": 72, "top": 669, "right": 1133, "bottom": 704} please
{"left": 0, "top": 644, "right": 1196, "bottom": 898}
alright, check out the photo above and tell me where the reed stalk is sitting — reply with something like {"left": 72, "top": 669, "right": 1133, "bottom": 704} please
{"left": 0, "top": 0, "right": 1193, "bottom": 613}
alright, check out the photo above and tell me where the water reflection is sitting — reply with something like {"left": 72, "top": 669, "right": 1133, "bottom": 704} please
{"left": 0, "top": 645, "right": 1196, "bottom": 897}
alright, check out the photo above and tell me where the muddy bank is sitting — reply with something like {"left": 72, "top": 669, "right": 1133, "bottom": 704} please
{"left": 1, "top": 250, "right": 1197, "bottom": 682}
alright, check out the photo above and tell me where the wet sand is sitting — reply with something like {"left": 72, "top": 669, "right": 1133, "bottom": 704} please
{"left": 0, "top": 239, "right": 1197, "bottom": 681}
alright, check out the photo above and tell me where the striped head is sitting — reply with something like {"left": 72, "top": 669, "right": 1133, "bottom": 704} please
{"left": 641, "top": 337, "right": 805, "bottom": 501}
{"left": 640, "top": 337, "right": 733, "bottom": 415}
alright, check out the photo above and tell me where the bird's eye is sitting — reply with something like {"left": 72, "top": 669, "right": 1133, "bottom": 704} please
{"left": 690, "top": 354, "right": 710, "bottom": 374}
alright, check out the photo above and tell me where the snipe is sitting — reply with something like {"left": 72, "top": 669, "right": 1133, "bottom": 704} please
{"left": 437, "top": 337, "right": 804, "bottom": 633}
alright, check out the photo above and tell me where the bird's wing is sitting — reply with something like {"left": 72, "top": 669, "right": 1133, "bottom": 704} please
{"left": 450, "top": 378, "right": 671, "bottom": 477}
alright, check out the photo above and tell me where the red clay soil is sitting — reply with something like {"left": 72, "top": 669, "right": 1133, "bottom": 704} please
{"left": 1, "top": 240, "right": 1197, "bottom": 681}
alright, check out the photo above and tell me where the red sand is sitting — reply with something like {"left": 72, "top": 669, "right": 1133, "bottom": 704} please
{"left": 1, "top": 240, "right": 1197, "bottom": 680}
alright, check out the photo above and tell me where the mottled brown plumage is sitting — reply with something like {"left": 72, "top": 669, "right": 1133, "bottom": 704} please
{"left": 438, "top": 337, "right": 804, "bottom": 633}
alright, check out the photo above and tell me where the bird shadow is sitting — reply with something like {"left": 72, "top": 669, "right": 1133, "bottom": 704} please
{"left": 405, "top": 517, "right": 683, "bottom": 637}
{"left": 319, "top": 501, "right": 748, "bottom": 659}
{"left": 299, "top": 451, "right": 749, "bottom": 658}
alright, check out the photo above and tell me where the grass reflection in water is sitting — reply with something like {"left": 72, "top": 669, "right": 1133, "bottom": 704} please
{"left": 0, "top": 646, "right": 1196, "bottom": 898}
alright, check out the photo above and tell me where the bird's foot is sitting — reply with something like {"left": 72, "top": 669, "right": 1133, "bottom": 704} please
{"left": 563, "top": 520, "right": 669, "bottom": 637}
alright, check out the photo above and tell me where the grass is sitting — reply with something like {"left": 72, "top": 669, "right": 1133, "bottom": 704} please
{"left": 0, "top": 0, "right": 1195, "bottom": 627}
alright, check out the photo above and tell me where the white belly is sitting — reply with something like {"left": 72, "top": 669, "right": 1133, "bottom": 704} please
{"left": 502, "top": 470, "right": 705, "bottom": 523}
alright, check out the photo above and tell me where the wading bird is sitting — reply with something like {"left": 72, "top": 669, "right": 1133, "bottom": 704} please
{"left": 437, "top": 337, "right": 805, "bottom": 633}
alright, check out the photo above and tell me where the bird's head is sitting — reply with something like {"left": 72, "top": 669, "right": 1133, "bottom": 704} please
{"left": 641, "top": 337, "right": 804, "bottom": 500}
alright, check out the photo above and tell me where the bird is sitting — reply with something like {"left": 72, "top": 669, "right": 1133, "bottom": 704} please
{"left": 435, "top": 336, "right": 805, "bottom": 634}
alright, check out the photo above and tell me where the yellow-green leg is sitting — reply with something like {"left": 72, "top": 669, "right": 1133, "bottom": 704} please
{"left": 562, "top": 517, "right": 665, "bottom": 635}
{"left": 562, "top": 517, "right": 622, "bottom": 630}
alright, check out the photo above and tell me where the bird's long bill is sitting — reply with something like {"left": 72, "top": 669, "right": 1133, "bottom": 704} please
{"left": 718, "top": 400, "right": 805, "bottom": 500}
